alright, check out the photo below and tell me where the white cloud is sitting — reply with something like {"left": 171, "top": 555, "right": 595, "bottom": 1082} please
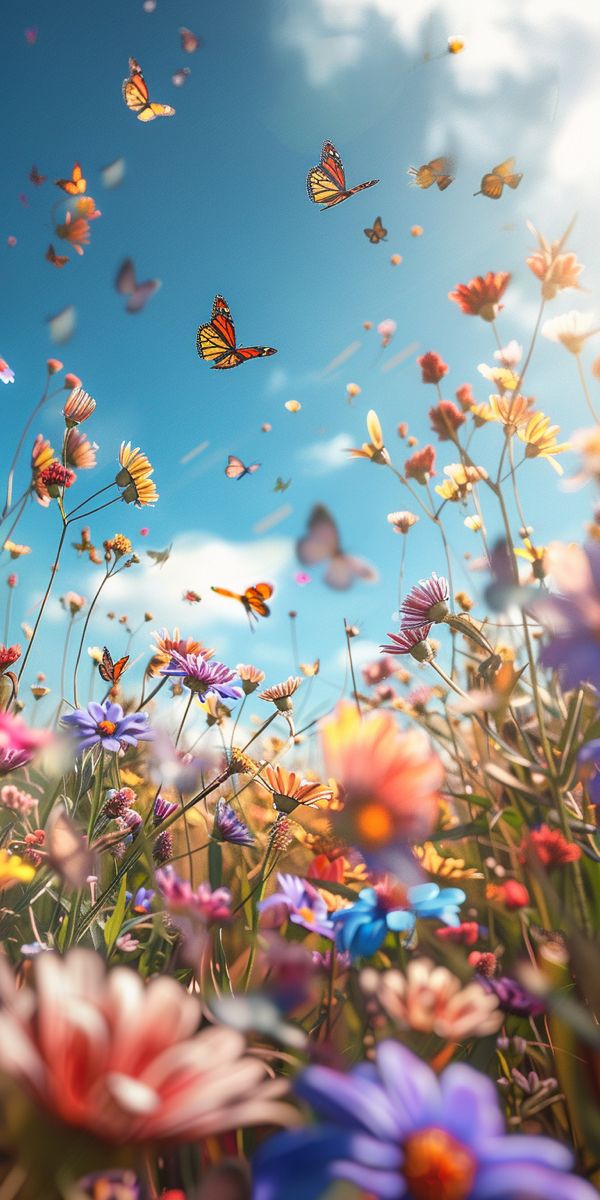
{"left": 300, "top": 432, "right": 352, "bottom": 474}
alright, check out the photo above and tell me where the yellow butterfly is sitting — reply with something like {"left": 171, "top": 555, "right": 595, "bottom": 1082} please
{"left": 475, "top": 158, "right": 522, "bottom": 199}
{"left": 122, "top": 58, "right": 175, "bottom": 121}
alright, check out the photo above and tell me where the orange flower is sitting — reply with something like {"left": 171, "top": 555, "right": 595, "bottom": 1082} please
{"left": 488, "top": 393, "right": 533, "bottom": 432}
{"left": 448, "top": 272, "right": 511, "bottom": 321}
{"left": 74, "top": 195, "right": 101, "bottom": 220}
{"left": 404, "top": 444, "right": 436, "bottom": 483}
{"left": 63, "top": 386, "right": 95, "bottom": 426}
{"left": 116, "top": 442, "right": 158, "bottom": 507}
{"left": 46, "top": 359, "right": 63, "bottom": 375}
{"left": 261, "top": 763, "right": 333, "bottom": 810}
{"left": 320, "top": 701, "right": 443, "bottom": 854}
{"left": 55, "top": 211, "right": 90, "bottom": 256}
{"left": 428, "top": 400, "right": 465, "bottom": 441}
{"left": 518, "top": 824, "right": 581, "bottom": 868}
{"left": 30, "top": 434, "right": 55, "bottom": 507}
{"left": 65, "top": 428, "right": 97, "bottom": 469}
{"left": 150, "top": 629, "right": 214, "bottom": 674}
{"left": 526, "top": 221, "right": 584, "bottom": 300}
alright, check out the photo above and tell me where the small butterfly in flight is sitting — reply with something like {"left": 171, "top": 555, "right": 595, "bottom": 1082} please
{"left": 212, "top": 582, "right": 273, "bottom": 628}
{"left": 474, "top": 158, "right": 522, "bottom": 199}
{"left": 115, "top": 258, "right": 161, "bottom": 313}
{"left": 307, "top": 141, "right": 379, "bottom": 210}
{"left": 297, "top": 505, "right": 377, "bottom": 590}
{"left": 72, "top": 526, "right": 102, "bottom": 564}
{"left": 29, "top": 165, "right": 46, "bottom": 186}
{"left": 98, "top": 646, "right": 129, "bottom": 686}
{"left": 122, "top": 57, "right": 175, "bottom": 121}
{"left": 197, "top": 296, "right": 277, "bottom": 369}
{"left": 408, "top": 157, "right": 454, "bottom": 191}
{"left": 225, "top": 455, "right": 260, "bottom": 479}
{"left": 183, "top": 589, "right": 201, "bottom": 603}
{"left": 363, "top": 216, "right": 387, "bottom": 243}
{"left": 147, "top": 544, "right": 172, "bottom": 567}
{"left": 274, "top": 477, "right": 291, "bottom": 492}
{"left": 46, "top": 245, "right": 69, "bottom": 269}
{"left": 299, "top": 659, "right": 320, "bottom": 677}
{"left": 55, "top": 163, "right": 86, "bottom": 195}
{"left": 180, "top": 27, "right": 202, "bottom": 52}
{"left": 171, "top": 67, "right": 191, "bottom": 87}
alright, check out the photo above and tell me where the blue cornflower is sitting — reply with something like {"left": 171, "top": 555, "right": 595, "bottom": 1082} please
{"left": 161, "top": 652, "right": 242, "bottom": 702}
{"left": 253, "top": 1039, "right": 596, "bottom": 1200}
{"left": 214, "top": 798, "right": 254, "bottom": 846}
{"left": 333, "top": 880, "right": 465, "bottom": 959}
{"left": 128, "top": 886, "right": 155, "bottom": 914}
{"left": 61, "top": 700, "right": 152, "bottom": 754}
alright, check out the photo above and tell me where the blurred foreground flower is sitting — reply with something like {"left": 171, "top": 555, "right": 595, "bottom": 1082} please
{"left": 542, "top": 310, "right": 600, "bottom": 355}
{"left": 360, "top": 959, "right": 502, "bottom": 1037}
{"left": 334, "top": 881, "right": 465, "bottom": 957}
{"left": 535, "top": 541, "right": 600, "bottom": 689}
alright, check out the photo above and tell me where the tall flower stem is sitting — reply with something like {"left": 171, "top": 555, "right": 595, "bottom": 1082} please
{"left": 72, "top": 567, "right": 114, "bottom": 706}
{"left": 17, "top": 520, "right": 67, "bottom": 682}
{"left": 344, "top": 618, "right": 361, "bottom": 716}
{"left": 3, "top": 378, "right": 57, "bottom": 518}
{"left": 576, "top": 354, "right": 600, "bottom": 425}
{"left": 175, "top": 692, "right": 194, "bottom": 747}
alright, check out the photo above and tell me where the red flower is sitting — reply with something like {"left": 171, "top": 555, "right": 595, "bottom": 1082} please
{"left": 428, "top": 401, "right": 466, "bottom": 441}
{"left": 455, "top": 384, "right": 474, "bottom": 411}
{"left": 417, "top": 351, "right": 449, "bottom": 385}
{"left": 436, "top": 921, "right": 479, "bottom": 946}
{"left": 40, "top": 461, "right": 76, "bottom": 494}
{"left": 404, "top": 444, "right": 436, "bottom": 483}
{"left": 518, "top": 824, "right": 581, "bottom": 868}
{"left": 449, "top": 272, "right": 511, "bottom": 321}
{"left": 488, "top": 879, "right": 529, "bottom": 910}
{"left": 468, "top": 951, "right": 498, "bottom": 978}
{"left": 0, "top": 645, "right": 21, "bottom": 674}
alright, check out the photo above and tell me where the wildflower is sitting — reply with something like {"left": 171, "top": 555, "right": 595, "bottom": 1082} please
{"left": 415, "top": 843, "right": 483, "bottom": 880}
{"left": 542, "top": 310, "right": 600, "bottom": 355}
{"left": 0, "top": 359, "right": 15, "bottom": 385}
{"left": 116, "top": 442, "right": 158, "bottom": 507}
{"left": 404, "top": 444, "right": 436, "bottom": 483}
{"left": 40, "top": 461, "right": 76, "bottom": 495}
{"left": 346, "top": 382, "right": 361, "bottom": 401}
{"left": 519, "top": 824, "right": 581, "bottom": 867}
{"left": 259, "top": 676, "right": 302, "bottom": 711}
{"left": 153, "top": 829, "right": 173, "bottom": 865}
{"left": 105, "top": 533, "right": 132, "bottom": 559}
{"left": 55, "top": 211, "right": 90, "bottom": 254}
{"left": 517, "top": 412, "right": 570, "bottom": 474}
{"left": 377, "top": 318, "right": 396, "bottom": 347}
{"left": 0, "top": 949, "right": 292, "bottom": 1145}
{"left": 0, "top": 785, "right": 36, "bottom": 816}
{"left": 161, "top": 652, "right": 242, "bottom": 702}
{"left": 4, "top": 541, "right": 30, "bottom": 560}
{"left": 477, "top": 361, "right": 520, "bottom": 391}
{"left": 488, "top": 392, "right": 532, "bottom": 431}
{"left": 130, "top": 886, "right": 155, "bottom": 913}
{"left": 334, "top": 880, "right": 464, "bottom": 958}
{"left": 63, "top": 373, "right": 82, "bottom": 390}
{"left": 361, "top": 656, "right": 395, "bottom": 686}
{"left": 454, "top": 589, "right": 474, "bottom": 611}
{"left": 410, "top": 224, "right": 423, "bottom": 236}
{"left": 387, "top": 510, "right": 418, "bottom": 534}
{"left": 449, "top": 271, "right": 511, "bottom": 320}
{"left": 0, "top": 644, "right": 21, "bottom": 673}
{"left": 214, "top": 797, "right": 254, "bottom": 846}
{"left": 347, "top": 410, "right": 389, "bottom": 465}
{"left": 469, "top": 951, "right": 498, "bottom": 978}
{"left": 381, "top": 625, "right": 435, "bottom": 661}
{"left": 229, "top": 747, "right": 256, "bottom": 775}
{"left": 65, "top": 428, "right": 97, "bottom": 470}
{"left": 480, "top": 974, "right": 545, "bottom": 1017}
{"left": 63, "top": 386, "right": 95, "bottom": 426}
{"left": 527, "top": 224, "right": 584, "bottom": 300}
{"left": 488, "top": 879, "right": 529, "bottom": 910}
{"left": 150, "top": 628, "right": 214, "bottom": 674}
{"left": 436, "top": 921, "right": 480, "bottom": 945}
{"left": 102, "top": 787, "right": 137, "bottom": 819}
{"left": 0, "top": 848, "right": 36, "bottom": 890}
{"left": 75, "top": 195, "right": 101, "bottom": 220}
{"left": 61, "top": 699, "right": 152, "bottom": 753}
{"left": 417, "top": 351, "right": 449, "bottom": 384}
{"left": 236, "top": 663, "right": 265, "bottom": 693}
{"left": 401, "top": 573, "right": 449, "bottom": 628}
{"left": 261, "top": 764, "right": 333, "bottom": 815}
{"left": 0, "top": 712, "right": 50, "bottom": 761}
{"left": 434, "top": 462, "right": 487, "bottom": 501}
{"left": 428, "top": 400, "right": 466, "bottom": 441}
{"left": 360, "top": 960, "right": 502, "bottom": 1037}
{"left": 60, "top": 592, "right": 85, "bottom": 616}
{"left": 320, "top": 702, "right": 442, "bottom": 855}
{"left": 260, "top": 873, "right": 334, "bottom": 938}
{"left": 30, "top": 434, "right": 55, "bottom": 506}
{"left": 254, "top": 1038, "right": 594, "bottom": 1200}
{"left": 154, "top": 795, "right": 178, "bottom": 824}
{"left": 455, "top": 383, "right": 474, "bottom": 410}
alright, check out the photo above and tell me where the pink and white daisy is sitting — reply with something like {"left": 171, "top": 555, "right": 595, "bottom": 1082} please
{"left": 400, "top": 573, "right": 449, "bottom": 628}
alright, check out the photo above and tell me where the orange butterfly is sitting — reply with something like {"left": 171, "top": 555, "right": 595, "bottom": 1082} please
{"left": 363, "top": 216, "right": 387, "bottom": 243}
{"left": 474, "top": 158, "right": 522, "bottom": 199}
{"left": 55, "top": 162, "right": 86, "bottom": 195}
{"left": 197, "top": 296, "right": 277, "bottom": 369}
{"left": 46, "top": 244, "right": 69, "bottom": 268}
{"left": 122, "top": 57, "right": 175, "bottom": 121}
{"left": 225, "top": 455, "right": 260, "bottom": 479}
{"left": 211, "top": 582, "right": 273, "bottom": 627}
{"left": 29, "top": 165, "right": 46, "bottom": 186}
{"left": 98, "top": 646, "right": 129, "bottom": 685}
{"left": 307, "top": 141, "right": 379, "bottom": 210}
{"left": 408, "top": 157, "right": 454, "bottom": 191}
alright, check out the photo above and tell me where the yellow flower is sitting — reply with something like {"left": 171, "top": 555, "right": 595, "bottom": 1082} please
{"left": 116, "top": 442, "right": 158, "bottom": 507}
{"left": 515, "top": 538, "right": 547, "bottom": 580}
{"left": 488, "top": 393, "right": 533, "bottom": 432}
{"left": 348, "top": 410, "right": 390, "bottom": 464}
{"left": 469, "top": 402, "right": 494, "bottom": 426}
{"left": 0, "top": 849, "right": 36, "bottom": 890}
{"left": 517, "top": 412, "right": 570, "bottom": 474}
{"left": 435, "top": 463, "right": 487, "bottom": 501}
{"left": 414, "top": 842, "right": 483, "bottom": 880}
{"left": 464, "top": 515, "right": 483, "bottom": 532}
{"left": 477, "top": 363, "right": 519, "bottom": 391}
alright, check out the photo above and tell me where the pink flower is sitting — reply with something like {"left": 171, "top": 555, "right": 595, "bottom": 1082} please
{"left": 404, "top": 444, "right": 436, "bottom": 483}
{"left": 428, "top": 400, "right": 466, "bottom": 441}
{"left": 455, "top": 384, "right": 474, "bottom": 411}
{"left": 361, "top": 656, "right": 395, "bottom": 686}
{"left": 0, "top": 949, "right": 291, "bottom": 1145}
{"left": 381, "top": 626, "right": 435, "bottom": 661}
{"left": 401, "top": 573, "right": 449, "bottom": 627}
{"left": 0, "top": 712, "right": 50, "bottom": 757}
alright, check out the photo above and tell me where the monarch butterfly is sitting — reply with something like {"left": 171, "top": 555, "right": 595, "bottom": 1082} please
{"left": 211, "top": 582, "right": 273, "bottom": 626}
{"left": 98, "top": 646, "right": 129, "bottom": 685}
{"left": 363, "top": 216, "right": 388, "bottom": 243}
{"left": 225, "top": 455, "right": 260, "bottom": 479}
{"left": 29, "top": 165, "right": 46, "bottom": 186}
{"left": 408, "top": 157, "right": 454, "bottom": 191}
{"left": 307, "top": 141, "right": 379, "bottom": 210}
{"left": 122, "top": 57, "right": 175, "bottom": 121}
{"left": 46, "top": 244, "right": 69, "bottom": 268}
{"left": 115, "top": 258, "right": 161, "bottom": 313}
{"left": 55, "top": 162, "right": 86, "bottom": 195}
{"left": 196, "top": 296, "right": 277, "bottom": 369}
{"left": 474, "top": 158, "right": 522, "bottom": 199}
{"left": 297, "top": 504, "right": 377, "bottom": 590}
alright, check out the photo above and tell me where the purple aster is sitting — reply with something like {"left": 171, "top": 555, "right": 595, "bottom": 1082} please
{"left": 161, "top": 652, "right": 242, "bottom": 702}
{"left": 400, "top": 572, "right": 449, "bottom": 628}
{"left": 534, "top": 541, "right": 600, "bottom": 690}
{"left": 260, "top": 873, "right": 334, "bottom": 939}
{"left": 253, "top": 1040, "right": 596, "bottom": 1200}
{"left": 61, "top": 700, "right": 153, "bottom": 753}
{"left": 0, "top": 747, "right": 36, "bottom": 775}
{"left": 480, "top": 974, "right": 545, "bottom": 1017}
{"left": 380, "top": 624, "right": 434, "bottom": 661}
{"left": 214, "top": 797, "right": 254, "bottom": 846}
{"left": 128, "top": 886, "right": 155, "bottom": 914}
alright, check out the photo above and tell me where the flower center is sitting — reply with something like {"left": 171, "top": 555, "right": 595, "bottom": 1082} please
{"left": 297, "top": 906, "right": 317, "bottom": 925}
{"left": 97, "top": 720, "right": 117, "bottom": 736}
{"left": 353, "top": 800, "right": 395, "bottom": 847}
{"left": 403, "top": 1128, "right": 476, "bottom": 1200}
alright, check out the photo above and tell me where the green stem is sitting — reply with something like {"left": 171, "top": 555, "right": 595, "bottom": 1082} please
{"left": 17, "top": 520, "right": 67, "bottom": 682}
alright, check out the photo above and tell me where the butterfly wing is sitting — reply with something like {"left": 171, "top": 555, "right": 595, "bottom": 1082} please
{"left": 324, "top": 553, "right": 378, "bottom": 590}
{"left": 478, "top": 171, "right": 504, "bottom": 199}
{"left": 297, "top": 505, "right": 341, "bottom": 565}
{"left": 225, "top": 455, "right": 247, "bottom": 479}
{"left": 197, "top": 295, "right": 236, "bottom": 363}
{"left": 127, "top": 279, "right": 161, "bottom": 313}
{"left": 46, "top": 244, "right": 68, "bottom": 268}
{"left": 247, "top": 462, "right": 261, "bottom": 474}
{"left": 364, "top": 216, "right": 387, "bottom": 242}
{"left": 30, "top": 166, "right": 46, "bottom": 185}
{"left": 123, "top": 58, "right": 150, "bottom": 114}
{"left": 56, "top": 162, "right": 86, "bottom": 195}
{"left": 111, "top": 655, "right": 129, "bottom": 684}
{"left": 225, "top": 345, "right": 277, "bottom": 368}
{"left": 98, "top": 647, "right": 114, "bottom": 683}
{"left": 346, "top": 179, "right": 379, "bottom": 200}
{"left": 148, "top": 102, "right": 176, "bottom": 119}
{"left": 46, "top": 804, "right": 96, "bottom": 890}
{"left": 244, "top": 582, "right": 273, "bottom": 617}
{"left": 115, "top": 258, "right": 136, "bottom": 295}
{"left": 307, "top": 142, "right": 346, "bottom": 207}
{"left": 492, "top": 158, "right": 522, "bottom": 190}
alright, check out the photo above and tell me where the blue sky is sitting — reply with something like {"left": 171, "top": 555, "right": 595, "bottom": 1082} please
{"left": 2, "top": 0, "right": 600, "bottom": 709}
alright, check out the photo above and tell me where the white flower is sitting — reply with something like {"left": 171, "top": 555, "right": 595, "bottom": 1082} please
{"left": 542, "top": 310, "right": 600, "bottom": 355}
{"left": 361, "top": 959, "right": 502, "bottom": 1039}
{"left": 493, "top": 339, "right": 522, "bottom": 367}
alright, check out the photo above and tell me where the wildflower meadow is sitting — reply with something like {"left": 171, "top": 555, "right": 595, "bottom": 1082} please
{"left": 3, "top": 2, "right": 600, "bottom": 1198}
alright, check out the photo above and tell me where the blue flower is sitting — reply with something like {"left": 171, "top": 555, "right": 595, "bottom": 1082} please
{"left": 333, "top": 881, "right": 465, "bottom": 959}
{"left": 260, "top": 873, "right": 334, "bottom": 939}
{"left": 128, "top": 886, "right": 155, "bottom": 914}
{"left": 214, "top": 798, "right": 254, "bottom": 846}
{"left": 253, "top": 1040, "right": 596, "bottom": 1200}
{"left": 61, "top": 700, "right": 153, "bottom": 754}
{"left": 161, "top": 652, "right": 242, "bottom": 702}
{"left": 578, "top": 738, "right": 600, "bottom": 806}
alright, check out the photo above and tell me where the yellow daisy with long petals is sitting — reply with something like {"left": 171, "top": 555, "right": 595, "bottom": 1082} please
{"left": 517, "top": 412, "right": 570, "bottom": 474}
{"left": 116, "top": 442, "right": 159, "bottom": 506}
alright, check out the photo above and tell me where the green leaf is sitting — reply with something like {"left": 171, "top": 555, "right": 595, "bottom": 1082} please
{"left": 103, "top": 873, "right": 128, "bottom": 952}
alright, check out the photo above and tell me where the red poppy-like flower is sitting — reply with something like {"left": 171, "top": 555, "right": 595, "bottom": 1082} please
{"left": 449, "top": 272, "right": 511, "bottom": 321}
{"left": 417, "top": 351, "right": 449, "bottom": 385}
{"left": 428, "top": 401, "right": 466, "bottom": 441}
{"left": 0, "top": 645, "right": 21, "bottom": 674}
{"left": 455, "top": 383, "right": 474, "bottom": 411}
{"left": 404, "top": 444, "right": 436, "bottom": 483}
{"left": 518, "top": 824, "right": 581, "bottom": 868}
{"left": 435, "top": 921, "right": 480, "bottom": 946}
{"left": 487, "top": 879, "right": 529, "bottom": 910}
{"left": 39, "top": 461, "right": 76, "bottom": 495}
{"left": 46, "top": 359, "right": 63, "bottom": 375}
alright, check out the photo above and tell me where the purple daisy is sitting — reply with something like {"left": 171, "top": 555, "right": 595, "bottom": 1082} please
{"left": 61, "top": 700, "right": 152, "bottom": 753}
{"left": 260, "top": 873, "right": 334, "bottom": 939}
{"left": 161, "top": 652, "right": 242, "bottom": 702}
{"left": 214, "top": 797, "right": 254, "bottom": 846}
{"left": 253, "top": 1040, "right": 596, "bottom": 1200}
{"left": 400, "top": 572, "right": 449, "bottom": 627}
{"left": 153, "top": 794, "right": 178, "bottom": 824}
{"left": 380, "top": 624, "right": 434, "bottom": 661}
{"left": 480, "top": 974, "right": 545, "bottom": 1017}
